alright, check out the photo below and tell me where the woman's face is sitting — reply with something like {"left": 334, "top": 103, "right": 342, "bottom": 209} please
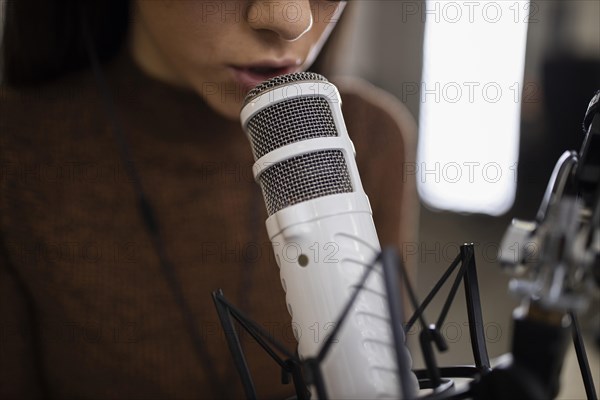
{"left": 130, "top": 0, "right": 346, "bottom": 119}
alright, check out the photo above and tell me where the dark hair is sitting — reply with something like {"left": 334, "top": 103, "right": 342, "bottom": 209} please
{"left": 1, "top": 0, "right": 129, "bottom": 87}
{"left": 1, "top": 1, "right": 347, "bottom": 88}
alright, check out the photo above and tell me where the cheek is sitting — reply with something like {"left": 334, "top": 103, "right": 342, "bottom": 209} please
{"left": 297, "top": 2, "right": 345, "bottom": 64}
{"left": 309, "top": 2, "right": 345, "bottom": 42}
{"left": 135, "top": 1, "right": 232, "bottom": 62}
{"left": 313, "top": 1, "right": 345, "bottom": 25}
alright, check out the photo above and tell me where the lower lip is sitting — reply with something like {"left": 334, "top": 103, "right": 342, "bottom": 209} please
{"left": 230, "top": 66, "right": 297, "bottom": 92}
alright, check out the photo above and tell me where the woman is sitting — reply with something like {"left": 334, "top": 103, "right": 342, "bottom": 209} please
{"left": 0, "top": 1, "right": 418, "bottom": 398}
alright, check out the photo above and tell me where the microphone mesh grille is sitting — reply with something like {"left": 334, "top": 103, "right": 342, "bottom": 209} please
{"left": 244, "top": 72, "right": 328, "bottom": 104}
{"left": 258, "top": 150, "right": 353, "bottom": 215}
{"left": 247, "top": 96, "right": 338, "bottom": 159}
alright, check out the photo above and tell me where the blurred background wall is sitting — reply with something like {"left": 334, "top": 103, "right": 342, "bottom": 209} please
{"left": 334, "top": 1, "right": 599, "bottom": 398}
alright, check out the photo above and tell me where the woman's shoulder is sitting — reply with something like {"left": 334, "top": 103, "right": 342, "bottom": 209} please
{"left": 0, "top": 71, "right": 103, "bottom": 152}
{"left": 1, "top": 70, "right": 97, "bottom": 115}
{"left": 333, "top": 77, "right": 420, "bottom": 257}
{"left": 334, "top": 76, "right": 417, "bottom": 162}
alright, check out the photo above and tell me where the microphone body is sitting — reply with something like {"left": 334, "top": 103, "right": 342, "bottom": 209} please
{"left": 240, "top": 73, "right": 414, "bottom": 398}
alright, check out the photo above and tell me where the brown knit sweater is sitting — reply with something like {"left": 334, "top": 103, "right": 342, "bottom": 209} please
{"left": 0, "top": 51, "right": 418, "bottom": 399}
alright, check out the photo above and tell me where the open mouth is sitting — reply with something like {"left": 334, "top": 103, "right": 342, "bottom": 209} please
{"left": 230, "top": 64, "right": 299, "bottom": 91}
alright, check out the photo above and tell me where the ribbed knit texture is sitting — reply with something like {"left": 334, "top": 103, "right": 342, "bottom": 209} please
{"left": 0, "top": 50, "right": 417, "bottom": 399}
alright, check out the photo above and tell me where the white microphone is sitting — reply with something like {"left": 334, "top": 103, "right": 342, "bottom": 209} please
{"left": 240, "top": 73, "right": 416, "bottom": 399}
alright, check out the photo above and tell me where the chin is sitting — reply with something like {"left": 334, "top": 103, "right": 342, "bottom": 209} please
{"left": 204, "top": 97, "right": 245, "bottom": 121}
{"left": 192, "top": 77, "right": 248, "bottom": 121}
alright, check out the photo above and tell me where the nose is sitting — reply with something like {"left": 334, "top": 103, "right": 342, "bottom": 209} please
{"left": 246, "top": 0, "right": 313, "bottom": 41}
